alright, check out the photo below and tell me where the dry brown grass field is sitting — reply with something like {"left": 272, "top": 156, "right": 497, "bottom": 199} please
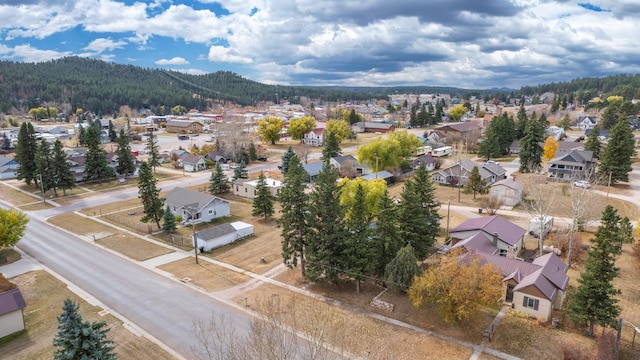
{"left": 0, "top": 271, "right": 173, "bottom": 360}
{"left": 97, "top": 234, "right": 173, "bottom": 261}
{"left": 158, "top": 257, "right": 251, "bottom": 292}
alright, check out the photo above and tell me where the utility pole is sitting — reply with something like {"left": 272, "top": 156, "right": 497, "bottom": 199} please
{"left": 38, "top": 172, "right": 45, "bottom": 203}
{"left": 183, "top": 206, "right": 199, "bottom": 264}
{"left": 446, "top": 200, "right": 451, "bottom": 242}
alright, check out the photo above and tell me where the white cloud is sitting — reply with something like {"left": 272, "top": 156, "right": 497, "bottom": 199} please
{"left": 208, "top": 45, "right": 252, "bottom": 64}
{"left": 170, "top": 68, "right": 209, "bottom": 75}
{"left": 155, "top": 57, "right": 189, "bottom": 65}
{"left": 84, "top": 38, "right": 127, "bottom": 53}
{"left": 11, "top": 44, "right": 72, "bottom": 63}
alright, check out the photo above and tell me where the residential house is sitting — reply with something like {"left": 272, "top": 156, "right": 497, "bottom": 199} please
{"left": 361, "top": 170, "right": 394, "bottom": 185}
{"left": 352, "top": 122, "right": 396, "bottom": 133}
{"left": 234, "top": 176, "right": 283, "bottom": 199}
{"left": 330, "top": 155, "right": 369, "bottom": 177}
{"left": 422, "top": 130, "right": 447, "bottom": 146}
{"left": 302, "top": 161, "right": 324, "bottom": 183}
{"left": 302, "top": 128, "right": 325, "bottom": 146}
{"left": 547, "top": 149, "right": 596, "bottom": 181}
{"left": 431, "top": 160, "right": 506, "bottom": 186}
{"left": 205, "top": 151, "right": 228, "bottom": 164}
{"left": 194, "top": 221, "right": 254, "bottom": 252}
{"left": 575, "top": 115, "right": 597, "bottom": 130}
{"left": 180, "top": 154, "right": 207, "bottom": 172}
{"left": 490, "top": 178, "right": 524, "bottom": 207}
{"left": 510, "top": 139, "right": 583, "bottom": 155}
{"left": 0, "top": 155, "right": 19, "bottom": 179}
{"left": 0, "top": 288, "right": 27, "bottom": 338}
{"left": 165, "top": 120, "right": 204, "bottom": 134}
{"left": 584, "top": 127, "right": 610, "bottom": 142}
{"left": 67, "top": 155, "right": 87, "bottom": 182}
{"left": 545, "top": 126, "right": 565, "bottom": 141}
{"left": 465, "top": 251, "right": 569, "bottom": 321}
{"left": 450, "top": 215, "right": 527, "bottom": 256}
{"left": 165, "top": 187, "right": 230, "bottom": 224}
{"left": 169, "top": 149, "right": 190, "bottom": 160}
{"left": 508, "top": 140, "right": 520, "bottom": 154}
{"left": 412, "top": 154, "right": 438, "bottom": 171}
{"left": 436, "top": 122, "right": 482, "bottom": 140}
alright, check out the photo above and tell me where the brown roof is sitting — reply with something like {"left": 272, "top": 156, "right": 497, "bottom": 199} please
{"left": 181, "top": 154, "right": 204, "bottom": 164}
{"left": 437, "top": 122, "right": 481, "bottom": 133}
{"left": 0, "top": 288, "right": 26, "bottom": 316}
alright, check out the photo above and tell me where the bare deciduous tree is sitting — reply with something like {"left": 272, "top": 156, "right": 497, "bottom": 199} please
{"left": 523, "top": 174, "right": 557, "bottom": 256}
{"left": 481, "top": 194, "right": 504, "bottom": 215}
{"left": 294, "top": 144, "right": 312, "bottom": 164}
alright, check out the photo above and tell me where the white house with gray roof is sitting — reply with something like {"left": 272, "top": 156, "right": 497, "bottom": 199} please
{"left": 194, "top": 221, "right": 253, "bottom": 251}
{"left": 431, "top": 160, "right": 506, "bottom": 186}
{"left": 165, "top": 187, "right": 230, "bottom": 224}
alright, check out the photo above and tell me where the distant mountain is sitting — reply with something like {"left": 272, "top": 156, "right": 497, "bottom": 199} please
{"left": 516, "top": 74, "right": 640, "bottom": 100}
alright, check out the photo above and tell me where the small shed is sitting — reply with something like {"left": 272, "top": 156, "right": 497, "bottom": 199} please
{"left": 195, "top": 221, "right": 254, "bottom": 251}
{"left": 0, "top": 288, "right": 27, "bottom": 338}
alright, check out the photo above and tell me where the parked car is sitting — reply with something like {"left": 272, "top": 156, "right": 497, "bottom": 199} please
{"left": 257, "top": 156, "right": 268, "bottom": 161}
{"left": 572, "top": 180, "right": 591, "bottom": 189}
{"left": 177, "top": 134, "right": 189, "bottom": 140}
{"left": 484, "top": 160, "right": 499, "bottom": 165}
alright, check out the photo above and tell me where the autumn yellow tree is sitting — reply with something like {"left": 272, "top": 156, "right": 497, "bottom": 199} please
{"left": 357, "top": 138, "right": 402, "bottom": 171}
{"left": 257, "top": 116, "right": 284, "bottom": 144}
{"left": 325, "top": 119, "right": 351, "bottom": 142}
{"left": 338, "top": 177, "right": 387, "bottom": 220}
{"left": 288, "top": 116, "right": 316, "bottom": 141}
{"left": 388, "top": 130, "right": 423, "bottom": 158}
{"left": 408, "top": 249, "right": 503, "bottom": 322}
{"left": 448, "top": 104, "right": 468, "bottom": 121}
{"left": 543, "top": 136, "right": 559, "bottom": 161}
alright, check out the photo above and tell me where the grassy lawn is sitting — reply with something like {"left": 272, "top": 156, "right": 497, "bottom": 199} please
{"left": 48, "top": 213, "right": 117, "bottom": 237}
{"left": 234, "top": 282, "right": 475, "bottom": 360}
{"left": 0, "top": 183, "right": 44, "bottom": 206}
{"left": 17, "top": 202, "right": 55, "bottom": 211}
{"left": 0, "top": 271, "right": 173, "bottom": 360}
{"left": 158, "top": 257, "right": 251, "bottom": 292}
{"left": 97, "top": 234, "right": 173, "bottom": 261}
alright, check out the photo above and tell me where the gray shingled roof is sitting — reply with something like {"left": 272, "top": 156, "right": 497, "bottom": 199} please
{"left": 165, "top": 187, "right": 228, "bottom": 212}
{"left": 0, "top": 288, "right": 26, "bottom": 316}
{"left": 491, "top": 178, "right": 523, "bottom": 191}
{"left": 303, "top": 161, "right": 324, "bottom": 177}
{"left": 196, "top": 223, "right": 236, "bottom": 241}
{"left": 181, "top": 154, "right": 204, "bottom": 164}
{"left": 450, "top": 215, "right": 526, "bottom": 246}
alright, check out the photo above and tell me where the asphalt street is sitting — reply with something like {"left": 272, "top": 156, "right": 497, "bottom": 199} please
{"left": 17, "top": 213, "right": 252, "bottom": 359}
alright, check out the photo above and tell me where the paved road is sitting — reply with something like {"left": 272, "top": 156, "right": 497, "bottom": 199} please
{"left": 17, "top": 213, "right": 252, "bottom": 358}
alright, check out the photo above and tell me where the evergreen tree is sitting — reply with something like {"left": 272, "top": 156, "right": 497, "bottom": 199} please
{"left": 597, "top": 117, "right": 635, "bottom": 183}
{"left": 384, "top": 245, "right": 422, "bottom": 292}
{"left": 518, "top": 113, "right": 544, "bottom": 173}
{"left": 568, "top": 205, "right": 623, "bottom": 337}
{"left": 478, "top": 125, "right": 502, "bottom": 159}
{"left": 84, "top": 126, "right": 115, "bottom": 183}
{"left": 53, "top": 298, "right": 117, "bottom": 360}
{"left": 583, "top": 124, "right": 601, "bottom": 159}
{"left": 281, "top": 146, "right": 295, "bottom": 174}
{"left": 251, "top": 172, "right": 275, "bottom": 220}
{"left": 51, "top": 140, "right": 75, "bottom": 196}
{"left": 371, "top": 189, "right": 401, "bottom": 278}
{"left": 249, "top": 142, "right": 258, "bottom": 161}
{"left": 397, "top": 165, "right": 440, "bottom": 259}
{"left": 1, "top": 132, "right": 10, "bottom": 150}
{"left": 162, "top": 205, "right": 177, "bottom": 234}
{"left": 115, "top": 129, "right": 136, "bottom": 177}
{"left": 232, "top": 160, "right": 248, "bottom": 181}
{"left": 145, "top": 129, "right": 161, "bottom": 173}
{"left": 305, "top": 159, "right": 347, "bottom": 283}
{"left": 35, "top": 139, "right": 54, "bottom": 194}
{"left": 138, "top": 161, "right": 164, "bottom": 230}
{"left": 279, "top": 155, "right": 309, "bottom": 276}
{"left": 208, "top": 163, "right": 229, "bottom": 194}
{"left": 108, "top": 119, "right": 117, "bottom": 142}
{"left": 515, "top": 104, "right": 528, "bottom": 139}
{"left": 322, "top": 131, "right": 342, "bottom": 160}
{"left": 77, "top": 125, "right": 86, "bottom": 146}
{"left": 342, "top": 184, "right": 372, "bottom": 292}
{"left": 463, "top": 166, "right": 488, "bottom": 199}
{"left": 15, "top": 122, "right": 38, "bottom": 186}
{"left": 348, "top": 109, "right": 360, "bottom": 125}
{"left": 558, "top": 114, "right": 572, "bottom": 130}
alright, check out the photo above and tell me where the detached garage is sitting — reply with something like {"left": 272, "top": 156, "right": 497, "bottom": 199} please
{"left": 195, "top": 221, "right": 254, "bottom": 252}
{"left": 0, "top": 288, "right": 27, "bottom": 338}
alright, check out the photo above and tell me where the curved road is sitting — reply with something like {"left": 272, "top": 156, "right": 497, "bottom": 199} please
{"left": 18, "top": 213, "right": 251, "bottom": 359}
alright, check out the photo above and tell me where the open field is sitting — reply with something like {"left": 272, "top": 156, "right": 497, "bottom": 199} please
{"left": 158, "top": 257, "right": 251, "bottom": 292}
{"left": 97, "top": 234, "right": 173, "bottom": 261}
{"left": 0, "top": 183, "right": 45, "bottom": 206}
{"left": 0, "top": 271, "right": 173, "bottom": 360}
{"left": 233, "top": 282, "right": 475, "bottom": 360}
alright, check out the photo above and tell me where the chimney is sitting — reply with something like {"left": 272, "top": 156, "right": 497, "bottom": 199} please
{"left": 492, "top": 232, "right": 499, "bottom": 246}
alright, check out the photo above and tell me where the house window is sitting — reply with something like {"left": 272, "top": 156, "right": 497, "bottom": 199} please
{"left": 523, "top": 296, "right": 539, "bottom": 310}
{"left": 245, "top": 188, "right": 247, "bottom": 193}
{"left": 208, "top": 209, "right": 213, "bottom": 214}
{"left": 236, "top": 186, "right": 239, "bottom": 192}
{"left": 499, "top": 248, "right": 507, "bottom": 257}
{"left": 254, "top": 190, "right": 256, "bottom": 196}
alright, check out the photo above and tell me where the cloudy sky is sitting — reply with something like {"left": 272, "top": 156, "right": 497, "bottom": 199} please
{"left": 1, "top": 0, "right": 639, "bottom": 89}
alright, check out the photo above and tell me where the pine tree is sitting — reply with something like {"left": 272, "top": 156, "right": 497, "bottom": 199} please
{"left": 305, "top": 159, "right": 347, "bottom": 283}
{"left": 53, "top": 298, "right": 117, "bottom": 360}
{"left": 583, "top": 124, "right": 601, "bottom": 159}
{"left": 208, "top": 163, "right": 229, "bottom": 194}
{"left": 463, "top": 166, "right": 488, "bottom": 199}
{"left": 342, "top": 184, "right": 372, "bottom": 292}
{"left": 597, "top": 117, "right": 635, "bottom": 183}
{"left": 108, "top": 119, "right": 117, "bottom": 142}
{"left": 115, "top": 129, "right": 136, "bottom": 177}
{"left": 35, "top": 138, "right": 55, "bottom": 194}
{"left": 162, "top": 205, "right": 177, "bottom": 234}
{"left": 145, "top": 129, "right": 161, "bottom": 173}
{"left": 322, "top": 131, "right": 342, "bottom": 160}
{"left": 84, "top": 126, "right": 115, "bottom": 183}
{"left": 251, "top": 172, "right": 274, "bottom": 220}
{"left": 397, "top": 165, "right": 440, "bottom": 259}
{"left": 384, "top": 245, "right": 421, "bottom": 292}
{"left": 1, "top": 132, "right": 10, "bottom": 150}
{"left": 249, "top": 142, "right": 258, "bottom": 161}
{"left": 51, "top": 140, "right": 75, "bottom": 196}
{"left": 371, "top": 189, "right": 401, "bottom": 278}
{"left": 518, "top": 113, "right": 544, "bottom": 173}
{"left": 138, "top": 161, "right": 164, "bottom": 230}
{"left": 77, "top": 125, "right": 86, "bottom": 146}
{"left": 281, "top": 146, "right": 295, "bottom": 174}
{"left": 568, "top": 205, "right": 622, "bottom": 337}
{"left": 279, "top": 155, "right": 309, "bottom": 276}
{"left": 15, "top": 122, "right": 38, "bottom": 186}
{"left": 515, "top": 104, "right": 528, "bottom": 140}
{"left": 232, "top": 160, "right": 248, "bottom": 181}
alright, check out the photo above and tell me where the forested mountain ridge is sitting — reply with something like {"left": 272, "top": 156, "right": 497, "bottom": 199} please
{"left": 516, "top": 73, "right": 640, "bottom": 100}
